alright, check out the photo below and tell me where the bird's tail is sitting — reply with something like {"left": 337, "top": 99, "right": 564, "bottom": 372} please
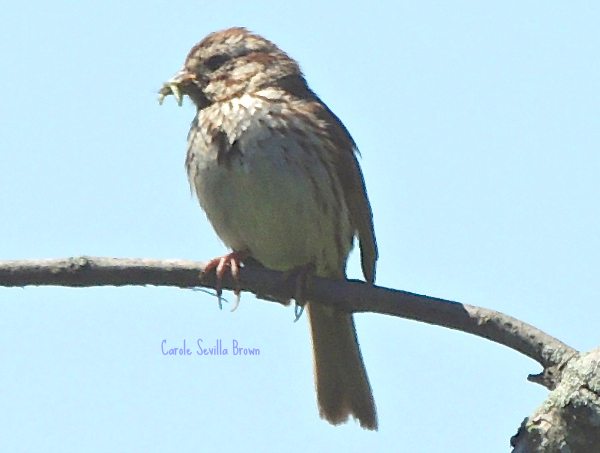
{"left": 307, "top": 303, "right": 377, "bottom": 430}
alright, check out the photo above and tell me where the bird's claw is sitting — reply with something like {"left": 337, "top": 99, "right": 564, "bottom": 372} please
{"left": 203, "top": 251, "right": 246, "bottom": 310}
{"left": 294, "top": 303, "right": 305, "bottom": 322}
{"left": 283, "top": 264, "right": 314, "bottom": 322}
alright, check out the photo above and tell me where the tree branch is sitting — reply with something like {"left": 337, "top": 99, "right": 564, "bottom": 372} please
{"left": 0, "top": 256, "right": 577, "bottom": 389}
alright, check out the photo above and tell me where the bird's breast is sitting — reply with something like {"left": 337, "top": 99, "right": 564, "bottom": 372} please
{"left": 186, "top": 93, "right": 354, "bottom": 276}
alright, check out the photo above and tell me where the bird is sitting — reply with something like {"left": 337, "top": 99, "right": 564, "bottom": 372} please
{"left": 159, "top": 27, "right": 378, "bottom": 430}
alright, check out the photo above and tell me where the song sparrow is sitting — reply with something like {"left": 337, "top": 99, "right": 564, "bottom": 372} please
{"left": 159, "top": 27, "right": 378, "bottom": 430}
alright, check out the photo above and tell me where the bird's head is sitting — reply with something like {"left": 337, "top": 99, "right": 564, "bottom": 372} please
{"left": 158, "top": 27, "right": 305, "bottom": 109}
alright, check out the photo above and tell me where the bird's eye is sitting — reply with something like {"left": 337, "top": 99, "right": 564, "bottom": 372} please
{"left": 204, "top": 53, "right": 230, "bottom": 71}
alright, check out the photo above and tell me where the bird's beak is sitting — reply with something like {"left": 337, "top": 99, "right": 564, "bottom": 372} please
{"left": 158, "top": 69, "right": 197, "bottom": 106}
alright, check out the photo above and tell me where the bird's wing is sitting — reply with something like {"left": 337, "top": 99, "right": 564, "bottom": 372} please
{"left": 315, "top": 99, "right": 378, "bottom": 284}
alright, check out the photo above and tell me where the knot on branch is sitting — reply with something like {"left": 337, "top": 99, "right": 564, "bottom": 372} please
{"left": 512, "top": 348, "right": 600, "bottom": 452}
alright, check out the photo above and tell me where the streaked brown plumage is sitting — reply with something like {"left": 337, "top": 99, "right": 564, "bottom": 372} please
{"left": 159, "top": 27, "right": 378, "bottom": 430}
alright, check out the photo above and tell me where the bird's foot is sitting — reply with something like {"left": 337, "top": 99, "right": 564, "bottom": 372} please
{"left": 282, "top": 264, "right": 315, "bottom": 322}
{"left": 204, "top": 251, "right": 247, "bottom": 311}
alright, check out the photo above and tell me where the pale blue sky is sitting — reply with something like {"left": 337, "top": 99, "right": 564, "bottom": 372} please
{"left": 1, "top": 2, "right": 599, "bottom": 452}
